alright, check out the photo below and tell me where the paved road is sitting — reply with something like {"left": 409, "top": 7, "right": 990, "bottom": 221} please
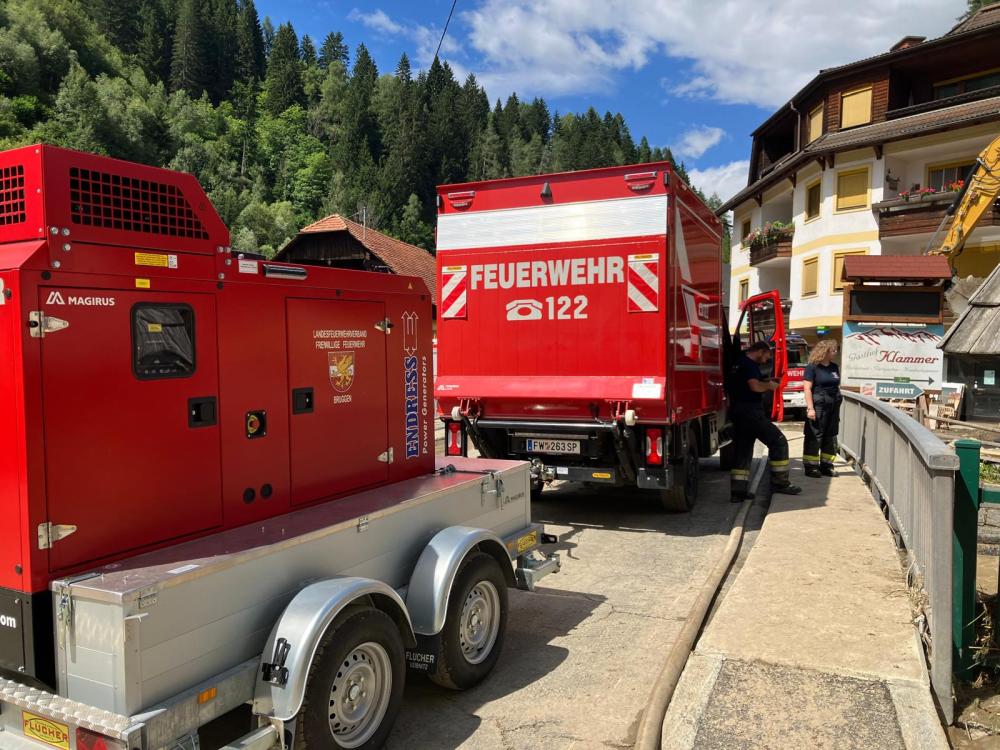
{"left": 387, "top": 458, "right": 741, "bottom": 750}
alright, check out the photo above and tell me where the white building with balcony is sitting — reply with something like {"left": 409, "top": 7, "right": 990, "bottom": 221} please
{"left": 721, "top": 5, "right": 1000, "bottom": 343}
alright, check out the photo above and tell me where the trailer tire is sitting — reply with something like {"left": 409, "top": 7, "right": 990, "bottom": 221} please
{"left": 659, "top": 426, "right": 700, "bottom": 512}
{"left": 296, "top": 608, "right": 405, "bottom": 750}
{"left": 430, "top": 552, "right": 508, "bottom": 690}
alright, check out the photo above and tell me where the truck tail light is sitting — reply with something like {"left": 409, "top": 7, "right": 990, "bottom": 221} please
{"left": 446, "top": 422, "right": 463, "bottom": 456}
{"left": 645, "top": 428, "right": 663, "bottom": 465}
{"left": 77, "top": 727, "right": 126, "bottom": 750}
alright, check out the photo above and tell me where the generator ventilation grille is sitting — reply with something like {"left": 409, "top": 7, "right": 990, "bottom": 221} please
{"left": 0, "top": 164, "right": 26, "bottom": 226}
{"left": 69, "top": 166, "right": 209, "bottom": 239}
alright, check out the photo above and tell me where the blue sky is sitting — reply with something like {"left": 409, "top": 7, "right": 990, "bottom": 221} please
{"left": 258, "top": 0, "right": 967, "bottom": 202}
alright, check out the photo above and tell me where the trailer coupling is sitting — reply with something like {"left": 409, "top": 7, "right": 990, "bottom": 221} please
{"left": 529, "top": 458, "right": 557, "bottom": 485}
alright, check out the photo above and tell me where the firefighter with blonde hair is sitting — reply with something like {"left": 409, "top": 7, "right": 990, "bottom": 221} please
{"left": 803, "top": 339, "right": 842, "bottom": 477}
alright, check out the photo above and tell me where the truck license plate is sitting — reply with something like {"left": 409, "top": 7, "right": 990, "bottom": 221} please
{"left": 526, "top": 439, "right": 580, "bottom": 455}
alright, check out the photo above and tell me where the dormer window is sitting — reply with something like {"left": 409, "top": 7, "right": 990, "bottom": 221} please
{"left": 840, "top": 86, "right": 873, "bottom": 128}
{"left": 933, "top": 68, "right": 1000, "bottom": 100}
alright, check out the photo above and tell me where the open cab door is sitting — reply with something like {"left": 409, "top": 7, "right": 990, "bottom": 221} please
{"left": 730, "top": 290, "right": 788, "bottom": 421}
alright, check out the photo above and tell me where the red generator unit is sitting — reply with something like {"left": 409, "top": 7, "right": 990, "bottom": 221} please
{"left": 0, "top": 145, "right": 434, "bottom": 686}
{"left": 435, "top": 162, "right": 787, "bottom": 512}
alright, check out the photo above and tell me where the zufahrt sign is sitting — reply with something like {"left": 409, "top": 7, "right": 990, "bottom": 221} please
{"left": 842, "top": 322, "right": 945, "bottom": 391}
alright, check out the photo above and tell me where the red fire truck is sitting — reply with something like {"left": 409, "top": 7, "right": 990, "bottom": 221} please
{"left": 0, "top": 145, "right": 557, "bottom": 750}
{"left": 435, "top": 163, "right": 787, "bottom": 511}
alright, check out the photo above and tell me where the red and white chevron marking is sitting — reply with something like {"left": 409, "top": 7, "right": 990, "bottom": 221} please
{"left": 627, "top": 253, "right": 659, "bottom": 313}
{"left": 441, "top": 265, "right": 468, "bottom": 319}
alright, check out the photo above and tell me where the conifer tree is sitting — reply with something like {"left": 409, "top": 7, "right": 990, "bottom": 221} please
{"left": 300, "top": 35, "right": 317, "bottom": 67}
{"left": 319, "top": 32, "right": 349, "bottom": 70}
{"left": 638, "top": 136, "right": 652, "bottom": 163}
{"left": 205, "top": 0, "right": 238, "bottom": 102}
{"left": 262, "top": 22, "right": 304, "bottom": 115}
{"left": 395, "top": 53, "right": 411, "bottom": 82}
{"left": 262, "top": 16, "right": 275, "bottom": 58}
{"left": 91, "top": 0, "right": 140, "bottom": 54}
{"left": 236, "top": 0, "right": 266, "bottom": 82}
{"left": 336, "top": 44, "right": 382, "bottom": 214}
{"left": 170, "top": 0, "right": 206, "bottom": 96}
{"left": 136, "top": 0, "right": 171, "bottom": 83}
{"left": 397, "top": 193, "right": 433, "bottom": 250}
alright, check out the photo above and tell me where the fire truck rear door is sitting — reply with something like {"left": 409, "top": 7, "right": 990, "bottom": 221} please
{"left": 39, "top": 288, "right": 223, "bottom": 572}
{"left": 734, "top": 290, "right": 788, "bottom": 421}
{"left": 286, "top": 299, "right": 389, "bottom": 506}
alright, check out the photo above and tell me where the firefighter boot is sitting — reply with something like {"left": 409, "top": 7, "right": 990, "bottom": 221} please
{"left": 769, "top": 459, "right": 802, "bottom": 495}
{"left": 730, "top": 468, "right": 754, "bottom": 502}
{"left": 820, "top": 452, "right": 838, "bottom": 477}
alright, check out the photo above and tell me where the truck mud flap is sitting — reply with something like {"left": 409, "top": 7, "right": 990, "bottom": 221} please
{"left": 407, "top": 633, "right": 443, "bottom": 676}
{"left": 637, "top": 466, "right": 671, "bottom": 490}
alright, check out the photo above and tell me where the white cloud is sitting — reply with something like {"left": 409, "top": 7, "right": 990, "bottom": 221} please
{"left": 347, "top": 8, "right": 463, "bottom": 67}
{"left": 672, "top": 126, "right": 726, "bottom": 160}
{"left": 348, "top": 8, "right": 405, "bottom": 36}
{"left": 688, "top": 160, "right": 751, "bottom": 203}
{"left": 459, "top": 0, "right": 964, "bottom": 106}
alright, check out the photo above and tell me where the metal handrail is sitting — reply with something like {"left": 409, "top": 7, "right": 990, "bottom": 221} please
{"left": 839, "top": 391, "right": 958, "bottom": 723}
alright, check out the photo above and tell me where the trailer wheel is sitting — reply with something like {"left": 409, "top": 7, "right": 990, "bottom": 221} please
{"left": 430, "top": 552, "right": 508, "bottom": 690}
{"left": 296, "top": 608, "right": 405, "bottom": 749}
{"left": 659, "top": 426, "right": 700, "bottom": 512}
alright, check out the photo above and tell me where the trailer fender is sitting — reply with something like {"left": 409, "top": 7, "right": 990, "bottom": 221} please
{"left": 405, "top": 526, "right": 515, "bottom": 637}
{"left": 251, "top": 577, "right": 414, "bottom": 722}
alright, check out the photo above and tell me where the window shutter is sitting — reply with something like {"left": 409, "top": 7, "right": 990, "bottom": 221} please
{"left": 806, "top": 182, "right": 821, "bottom": 220}
{"left": 809, "top": 106, "right": 824, "bottom": 143}
{"left": 802, "top": 259, "right": 819, "bottom": 296}
{"left": 841, "top": 87, "right": 873, "bottom": 128}
{"left": 832, "top": 250, "right": 867, "bottom": 292}
{"left": 836, "top": 169, "right": 869, "bottom": 211}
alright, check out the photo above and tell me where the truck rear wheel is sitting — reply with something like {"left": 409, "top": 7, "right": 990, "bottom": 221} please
{"left": 658, "top": 427, "right": 700, "bottom": 512}
{"left": 430, "top": 552, "right": 508, "bottom": 690}
{"left": 296, "top": 608, "right": 405, "bottom": 749}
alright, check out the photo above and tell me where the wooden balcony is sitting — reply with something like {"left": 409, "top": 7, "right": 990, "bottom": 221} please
{"left": 749, "top": 234, "right": 793, "bottom": 266}
{"left": 876, "top": 192, "right": 1000, "bottom": 238}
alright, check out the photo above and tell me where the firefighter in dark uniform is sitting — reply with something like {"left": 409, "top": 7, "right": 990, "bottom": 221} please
{"left": 729, "top": 341, "right": 802, "bottom": 501}
{"left": 803, "top": 339, "right": 842, "bottom": 477}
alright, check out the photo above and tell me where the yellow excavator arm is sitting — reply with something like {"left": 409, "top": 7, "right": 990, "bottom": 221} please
{"left": 926, "top": 133, "right": 1000, "bottom": 268}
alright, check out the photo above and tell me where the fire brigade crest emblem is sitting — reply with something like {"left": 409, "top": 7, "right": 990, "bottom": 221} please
{"left": 328, "top": 352, "right": 355, "bottom": 392}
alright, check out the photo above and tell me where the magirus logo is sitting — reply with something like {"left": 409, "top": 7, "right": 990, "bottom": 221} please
{"left": 46, "top": 290, "right": 116, "bottom": 307}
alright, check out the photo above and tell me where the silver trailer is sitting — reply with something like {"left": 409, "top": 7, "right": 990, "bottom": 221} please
{"left": 0, "top": 457, "right": 558, "bottom": 750}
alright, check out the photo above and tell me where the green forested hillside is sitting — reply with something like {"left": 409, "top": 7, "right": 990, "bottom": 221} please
{"left": 0, "top": 0, "right": 715, "bottom": 255}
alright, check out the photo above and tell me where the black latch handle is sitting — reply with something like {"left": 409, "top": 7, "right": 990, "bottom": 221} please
{"left": 188, "top": 397, "right": 218, "bottom": 428}
{"left": 292, "top": 387, "right": 314, "bottom": 415}
{"left": 262, "top": 637, "right": 291, "bottom": 686}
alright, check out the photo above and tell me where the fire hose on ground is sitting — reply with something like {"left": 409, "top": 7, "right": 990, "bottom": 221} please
{"left": 634, "top": 457, "right": 766, "bottom": 750}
